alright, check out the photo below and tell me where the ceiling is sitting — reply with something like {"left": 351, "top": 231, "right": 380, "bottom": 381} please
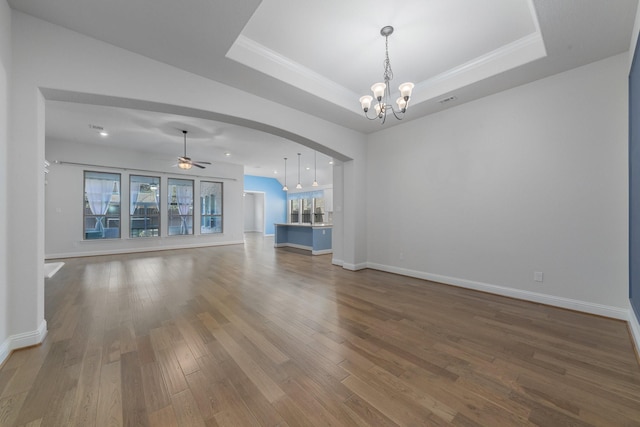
{"left": 9, "top": 0, "right": 639, "bottom": 182}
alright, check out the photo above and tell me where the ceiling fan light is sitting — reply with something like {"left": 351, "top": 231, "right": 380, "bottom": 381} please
{"left": 371, "top": 82, "right": 386, "bottom": 100}
{"left": 178, "top": 162, "right": 192, "bottom": 170}
{"left": 359, "top": 95, "right": 373, "bottom": 112}
{"left": 399, "top": 82, "right": 414, "bottom": 99}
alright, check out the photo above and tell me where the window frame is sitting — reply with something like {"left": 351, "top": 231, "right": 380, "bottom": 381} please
{"left": 129, "top": 174, "right": 161, "bottom": 238}
{"left": 200, "top": 180, "right": 223, "bottom": 234}
{"left": 83, "top": 170, "right": 121, "bottom": 240}
{"left": 167, "top": 177, "right": 194, "bottom": 236}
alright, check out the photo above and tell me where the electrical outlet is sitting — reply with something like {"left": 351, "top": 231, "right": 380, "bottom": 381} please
{"left": 534, "top": 271, "right": 544, "bottom": 282}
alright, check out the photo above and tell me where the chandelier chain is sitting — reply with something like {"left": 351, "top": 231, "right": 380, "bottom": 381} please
{"left": 383, "top": 35, "right": 394, "bottom": 83}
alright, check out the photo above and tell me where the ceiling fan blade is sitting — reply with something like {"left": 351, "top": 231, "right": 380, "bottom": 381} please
{"left": 192, "top": 163, "right": 206, "bottom": 169}
{"left": 193, "top": 160, "right": 211, "bottom": 165}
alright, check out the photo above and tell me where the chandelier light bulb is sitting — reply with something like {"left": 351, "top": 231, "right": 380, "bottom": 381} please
{"left": 371, "top": 83, "right": 386, "bottom": 101}
{"left": 399, "top": 82, "right": 414, "bottom": 99}
{"left": 359, "top": 95, "right": 373, "bottom": 112}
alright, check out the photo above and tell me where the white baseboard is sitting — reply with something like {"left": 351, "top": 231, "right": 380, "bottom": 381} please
{"left": 0, "top": 338, "right": 9, "bottom": 367}
{"left": 44, "top": 262, "right": 64, "bottom": 278}
{"left": 274, "top": 242, "right": 312, "bottom": 251}
{"left": 45, "top": 240, "right": 244, "bottom": 259}
{"left": 0, "top": 320, "right": 48, "bottom": 367}
{"left": 311, "top": 249, "right": 333, "bottom": 255}
{"left": 343, "top": 262, "right": 368, "bottom": 271}
{"left": 629, "top": 304, "right": 640, "bottom": 357}
{"left": 366, "top": 262, "right": 629, "bottom": 320}
{"left": 332, "top": 258, "right": 344, "bottom": 267}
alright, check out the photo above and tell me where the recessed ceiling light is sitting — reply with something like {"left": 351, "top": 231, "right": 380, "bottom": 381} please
{"left": 224, "top": 152, "right": 231, "bottom": 157}
{"left": 99, "top": 131, "right": 108, "bottom": 137}
{"left": 273, "top": 170, "right": 278, "bottom": 174}
{"left": 306, "top": 167, "right": 310, "bottom": 170}
{"left": 329, "top": 161, "right": 334, "bottom": 165}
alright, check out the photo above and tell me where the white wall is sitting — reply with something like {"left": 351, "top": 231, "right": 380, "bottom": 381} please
{"left": 367, "top": 53, "right": 629, "bottom": 318}
{"left": 0, "top": 0, "right": 11, "bottom": 364}
{"left": 45, "top": 140, "right": 244, "bottom": 258}
{"left": 627, "top": 4, "right": 640, "bottom": 356}
{"left": 243, "top": 192, "right": 265, "bottom": 233}
{"left": 244, "top": 193, "right": 257, "bottom": 231}
{"left": 8, "top": 10, "right": 366, "bottom": 353}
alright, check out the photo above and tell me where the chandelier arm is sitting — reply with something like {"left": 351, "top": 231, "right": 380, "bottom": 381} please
{"left": 389, "top": 107, "right": 405, "bottom": 120}
{"left": 363, "top": 110, "right": 382, "bottom": 120}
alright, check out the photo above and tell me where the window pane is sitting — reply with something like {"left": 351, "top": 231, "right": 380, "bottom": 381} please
{"left": 301, "top": 197, "right": 312, "bottom": 223}
{"left": 201, "top": 181, "right": 223, "bottom": 234}
{"left": 290, "top": 199, "right": 299, "bottom": 223}
{"left": 130, "top": 175, "right": 160, "bottom": 238}
{"left": 313, "top": 197, "right": 325, "bottom": 224}
{"left": 84, "top": 171, "right": 121, "bottom": 239}
{"left": 168, "top": 178, "right": 193, "bottom": 235}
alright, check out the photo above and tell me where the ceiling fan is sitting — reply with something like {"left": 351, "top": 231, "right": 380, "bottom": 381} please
{"left": 176, "top": 130, "right": 211, "bottom": 170}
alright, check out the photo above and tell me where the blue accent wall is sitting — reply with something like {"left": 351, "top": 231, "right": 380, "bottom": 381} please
{"left": 244, "top": 175, "right": 286, "bottom": 235}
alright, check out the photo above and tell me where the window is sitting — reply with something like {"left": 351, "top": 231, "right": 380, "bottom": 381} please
{"left": 168, "top": 178, "right": 193, "bottom": 235}
{"left": 313, "top": 196, "right": 325, "bottom": 224}
{"left": 84, "top": 171, "right": 121, "bottom": 239}
{"left": 301, "top": 197, "right": 312, "bottom": 223}
{"left": 290, "top": 199, "right": 299, "bottom": 223}
{"left": 200, "top": 181, "right": 223, "bottom": 234}
{"left": 287, "top": 190, "right": 328, "bottom": 224}
{"left": 130, "top": 175, "right": 160, "bottom": 238}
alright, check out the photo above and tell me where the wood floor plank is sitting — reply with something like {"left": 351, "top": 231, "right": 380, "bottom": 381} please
{"left": 203, "top": 325, "right": 285, "bottom": 404}
{"left": 170, "top": 388, "right": 205, "bottom": 427}
{"left": 0, "top": 392, "right": 28, "bottom": 426}
{"left": 1, "top": 234, "right": 639, "bottom": 426}
{"left": 121, "top": 351, "right": 149, "bottom": 426}
{"left": 70, "top": 347, "right": 103, "bottom": 427}
{"left": 147, "top": 405, "right": 179, "bottom": 427}
{"left": 96, "top": 360, "right": 122, "bottom": 427}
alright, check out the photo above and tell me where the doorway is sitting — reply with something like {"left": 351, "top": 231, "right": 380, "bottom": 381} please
{"left": 243, "top": 192, "right": 265, "bottom": 234}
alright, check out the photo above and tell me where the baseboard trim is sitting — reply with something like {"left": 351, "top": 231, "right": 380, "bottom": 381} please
{"left": 343, "top": 262, "right": 368, "bottom": 271}
{"left": 311, "top": 249, "right": 333, "bottom": 255}
{"left": 0, "top": 338, "right": 10, "bottom": 368}
{"left": 332, "top": 258, "right": 344, "bottom": 267}
{"left": 629, "top": 304, "right": 640, "bottom": 359}
{"left": 45, "top": 240, "right": 245, "bottom": 259}
{"left": 366, "top": 262, "right": 629, "bottom": 320}
{"left": 0, "top": 320, "right": 48, "bottom": 367}
{"left": 44, "top": 262, "right": 64, "bottom": 278}
{"left": 274, "top": 242, "right": 312, "bottom": 251}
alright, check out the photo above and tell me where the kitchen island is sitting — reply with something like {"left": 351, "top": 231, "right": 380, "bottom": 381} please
{"left": 274, "top": 223, "right": 332, "bottom": 255}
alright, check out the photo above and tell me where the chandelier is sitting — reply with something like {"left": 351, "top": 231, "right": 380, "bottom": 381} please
{"left": 359, "top": 26, "right": 414, "bottom": 124}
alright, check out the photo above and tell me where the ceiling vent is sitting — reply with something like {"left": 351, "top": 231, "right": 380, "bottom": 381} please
{"left": 438, "top": 96, "right": 457, "bottom": 104}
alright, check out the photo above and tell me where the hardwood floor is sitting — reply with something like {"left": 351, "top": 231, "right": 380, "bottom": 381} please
{"left": 1, "top": 233, "right": 639, "bottom": 426}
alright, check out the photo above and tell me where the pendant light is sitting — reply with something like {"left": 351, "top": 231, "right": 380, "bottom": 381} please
{"left": 282, "top": 157, "right": 288, "bottom": 191}
{"left": 296, "top": 153, "right": 302, "bottom": 189}
{"left": 312, "top": 151, "right": 318, "bottom": 187}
